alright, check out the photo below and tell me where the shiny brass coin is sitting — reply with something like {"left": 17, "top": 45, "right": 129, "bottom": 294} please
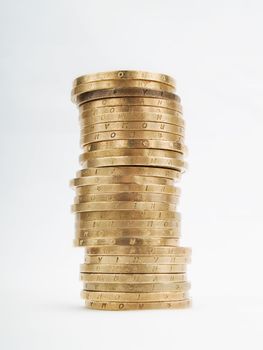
{"left": 72, "top": 202, "right": 177, "bottom": 213}
{"left": 75, "top": 88, "right": 179, "bottom": 105}
{"left": 80, "top": 264, "right": 186, "bottom": 274}
{"left": 81, "top": 130, "right": 184, "bottom": 145}
{"left": 76, "top": 167, "right": 180, "bottom": 180}
{"left": 84, "top": 255, "right": 190, "bottom": 265}
{"left": 79, "top": 149, "right": 184, "bottom": 162}
{"left": 75, "top": 211, "right": 179, "bottom": 221}
{"left": 81, "top": 157, "right": 187, "bottom": 172}
{"left": 81, "top": 290, "right": 188, "bottom": 302}
{"left": 84, "top": 140, "right": 187, "bottom": 155}
{"left": 72, "top": 80, "right": 174, "bottom": 99}
{"left": 85, "top": 299, "right": 191, "bottom": 311}
{"left": 79, "top": 97, "right": 182, "bottom": 112}
{"left": 83, "top": 281, "right": 190, "bottom": 292}
{"left": 80, "top": 111, "right": 184, "bottom": 128}
{"left": 73, "top": 70, "right": 176, "bottom": 88}
{"left": 75, "top": 219, "right": 180, "bottom": 229}
{"left": 74, "top": 237, "right": 179, "bottom": 247}
{"left": 75, "top": 183, "right": 180, "bottom": 195}
{"left": 74, "top": 193, "right": 179, "bottom": 205}
{"left": 85, "top": 245, "right": 191, "bottom": 256}
{"left": 76, "top": 228, "right": 180, "bottom": 239}
{"left": 80, "top": 106, "right": 182, "bottom": 120}
{"left": 71, "top": 175, "right": 176, "bottom": 187}
{"left": 80, "top": 273, "right": 187, "bottom": 283}
{"left": 80, "top": 122, "right": 184, "bottom": 136}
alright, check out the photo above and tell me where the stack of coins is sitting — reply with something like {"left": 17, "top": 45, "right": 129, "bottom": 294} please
{"left": 70, "top": 70, "right": 191, "bottom": 311}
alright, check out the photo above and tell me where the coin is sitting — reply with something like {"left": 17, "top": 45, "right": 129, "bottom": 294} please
{"left": 80, "top": 264, "right": 187, "bottom": 274}
{"left": 80, "top": 111, "right": 184, "bottom": 127}
{"left": 71, "top": 175, "right": 176, "bottom": 187}
{"left": 72, "top": 80, "right": 174, "bottom": 100}
{"left": 79, "top": 97, "right": 182, "bottom": 112}
{"left": 75, "top": 88, "right": 180, "bottom": 105}
{"left": 74, "top": 237, "right": 179, "bottom": 247}
{"left": 76, "top": 167, "right": 181, "bottom": 180}
{"left": 79, "top": 149, "right": 184, "bottom": 162}
{"left": 84, "top": 255, "right": 190, "bottom": 265}
{"left": 75, "top": 211, "right": 179, "bottom": 220}
{"left": 85, "top": 246, "right": 191, "bottom": 256}
{"left": 71, "top": 202, "right": 177, "bottom": 213}
{"left": 80, "top": 273, "right": 187, "bottom": 283}
{"left": 83, "top": 281, "right": 190, "bottom": 292}
{"left": 81, "top": 290, "right": 189, "bottom": 302}
{"left": 75, "top": 219, "right": 180, "bottom": 229}
{"left": 81, "top": 156, "right": 187, "bottom": 172}
{"left": 84, "top": 140, "right": 187, "bottom": 155}
{"left": 81, "top": 130, "right": 184, "bottom": 145}
{"left": 80, "top": 121, "right": 184, "bottom": 136}
{"left": 84, "top": 299, "right": 191, "bottom": 310}
{"left": 73, "top": 70, "right": 176, "bottom": 88}
{"left": 74, "top": 193, "right": 179, "bottom": 205}
{"left": 80, "top": 105, "right": 182, "bottom": 119}
{"left": 76, "top": 228, "right": 180, "bottom": 238}
{"left": 75, "top": 183, "right": 180, "bottom": 195}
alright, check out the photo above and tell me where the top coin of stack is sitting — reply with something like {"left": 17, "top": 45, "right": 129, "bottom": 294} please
{"left": 70, "top": 70, "right": 191, "bottom": 311}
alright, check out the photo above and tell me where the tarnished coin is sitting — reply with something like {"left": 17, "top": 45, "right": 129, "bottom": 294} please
{"left": 80, "top": 273, "right": 187, "bottom": 283}
{"left": 73, "top": 70, "right": 176, "bottom": 88}
{"left": 81, "top": 290, "right": 188, "bottom": 302}
{"left": 84, "top": 299, "right": 191, "bottom": 311}
{"left": 75, "top": 219, "right": 180, "bottom": 229}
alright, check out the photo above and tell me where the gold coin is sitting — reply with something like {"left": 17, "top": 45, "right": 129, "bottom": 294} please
{"left": 84, "top": 255, "right": 190, "bottom": 265}
{"left": 75, "top": 211, "right": 179, "bottom": 220}
{"left": 75, "top": 219, "right": 180, "bottom": 229}
{"left": 75, "top": 88, "right": 179, "bottom": 105}
{"left": 85, "top": 245, "right": 191, "bottom": 256}
{"left": 71, "top": 175, "right": 176, "bottom": 187}
{"left": 72, "top": 80, "right": 174, "bottom": 99}
{"left": 75, "top": 183, "right": 180, "bottom": 195}
{"left": 76, "top": 228, "right": 180, "bottom": 239}
{"left": 81, "top": 156, "right": 187, "bottom": 172}
{"left": 80, "top": 111, "right": 184, "bottom": 127}
{"left": 79, "top": 149, "right": 184, "bottom": 162}
{"left": 72, "top": 202, "right": 177, "bottom": 213}
{"left": 80, "top": 273, "right": 187, "bottom": 283}
{"left": 83, "top": 281, "right": 190, "bottom": 292}
{"left": 81, "top": 130, "right": 184, "bottom": 145}
{"left": 74, "top": 193, "right": 179, "bottom": 205}
{"left": 74, "top": 237, "right": 179, "bottom": 247}
{"left": 84, "top": 299, "right": 191, "bottom": 311}
{"left": 73, "top": 70, "right": 176, "bottom": 88}
{"left": 81, "top": 290, "right": 188, "bottom": 302}
{"left": 76, "top": 167, "right": 180, "bottom": 180}
{"left": 84, "top": 140, "right": 187, "bottom": 155}
{"left": 80, "top": 264, "right": 186, "bottom": 274}
{"left": 79, "top": 97, "right": 182, "bottom": 112}
{"left": 80, "top": 122, "right": 184, "bottom": 136}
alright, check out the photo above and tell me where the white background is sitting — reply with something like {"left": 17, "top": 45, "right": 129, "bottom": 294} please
{"left": 0, "top": 0, "right": 263, "bottom": 349}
